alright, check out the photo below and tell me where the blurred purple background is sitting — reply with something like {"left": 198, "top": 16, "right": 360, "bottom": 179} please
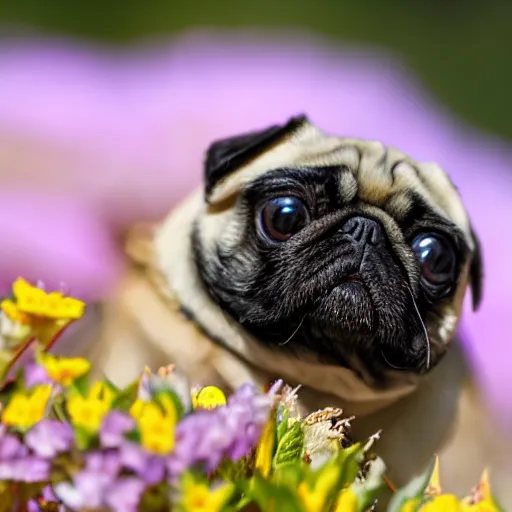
{"left": 1, "top": 29, "right": 511, "bottom": 424}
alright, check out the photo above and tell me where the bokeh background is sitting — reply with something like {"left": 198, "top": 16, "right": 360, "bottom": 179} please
{"left": 1, "top": 0, "right": 511, "bottom": 438}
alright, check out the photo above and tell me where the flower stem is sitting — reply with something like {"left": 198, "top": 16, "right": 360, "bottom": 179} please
{"left": 0, "top": 336, "right": 36, "bottom": 385}
{"left": 0, "top": 319, "right": 74, "bottom": 388}
{"left": 53, "top": 401, "right": 68, "bottom": 423}
{"left": 383, "top": 474, "right": 397, "bottom": 493}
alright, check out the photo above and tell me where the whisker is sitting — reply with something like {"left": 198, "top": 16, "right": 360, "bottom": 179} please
{"left": 279, "top": 314, "right": 307, "bottom": 346}
{"left": 406, "top": 285, "right": 431, "bottom": 370}
{"left": 380, "top": 286, "right": 431, "bottom": 371}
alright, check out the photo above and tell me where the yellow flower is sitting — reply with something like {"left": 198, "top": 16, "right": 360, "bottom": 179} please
{"left": 129, "top": 398, "right": 145, "bottom": 419}
{"left": 297, "top": 466, "right": 341, "bottom": 512}
{"left": 38, "top": 353, "right": 91, "bottom": 386}
{"left": 191, "top": 386, "right": 227, "bottom": 410}
{"left": 2, "top": 384, "right": 52, "bottom": 429}
{"left": 254, "top": 413, "right": 276, "bottom": 478}
{"left": 1, "top": 299, "right": 31, "bottom": 325}
{"left": 135, "top": 394, "right": 177, "bottom": 455}
{"left": 180, "top": 474, "right": 234, "bottom": 512}
{"left": 139, "top": 415, "right": 175, "bottom": 455}
{"left": 333, "top": 487, "right": 358, "bottom": 512}
{"left": 66, "top": 381, "right": 115, "bottom": 432}
{"left": 12, "top": 277, "right": 86, "bottom": 320}
{"left": 419, "top": 495, "right": 462, "bottom": 511}
{"left": 130, "top": 394, "right": 175, "bottom": 422}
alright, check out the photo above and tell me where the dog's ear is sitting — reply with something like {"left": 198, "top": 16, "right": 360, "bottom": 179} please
{"left": 204, "top": 115, "right": 309, "bottom": 202}
{"left": 469, "top": 225, "right": 483, "bottom": 311}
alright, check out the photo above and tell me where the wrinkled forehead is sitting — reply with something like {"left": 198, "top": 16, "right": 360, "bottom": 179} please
{"left": 208, "top": 122, "right": 473, "bottom": 251}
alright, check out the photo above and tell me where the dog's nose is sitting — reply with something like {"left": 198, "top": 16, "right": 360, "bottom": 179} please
{"left": 340, "top": 216, "right": 384, "bottom": 246}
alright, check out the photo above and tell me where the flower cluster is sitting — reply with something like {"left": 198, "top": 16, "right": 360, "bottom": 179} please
{"left": 0, "top": 278, "right": 504, "bottom": 511}
{"left": 0, "top": 277, "right": 86, "bottom": 382}
{"left": 0, "top": 353, "right": 275, "bottom": 511}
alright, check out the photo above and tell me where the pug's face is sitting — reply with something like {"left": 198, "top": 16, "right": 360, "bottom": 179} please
{"left": 191, "top": 116, "right": 482, "bottom": 380}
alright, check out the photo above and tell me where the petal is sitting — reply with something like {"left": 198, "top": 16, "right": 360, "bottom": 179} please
{"left": 100, "top": 410, "right": 135, "bottom": 448}
{"left": 74, "top": 470, "right": 112, "bottom": 507}
{"left": 25, "top": 420, "right": 74, "bottom": 458}
{"left": 0, "top": 433, "right": 25, "bottom": 460}
{"left": 23, "top": 363, "right": 52, "bottom": 389}
{"left": 120, "top": 442, "right": 150, "bottom": 475}
{"left": 54, "top": 482, "right": 85, "bottom": 509}
{"left": 105, "top": 477, "right": 146, "bottom": 512}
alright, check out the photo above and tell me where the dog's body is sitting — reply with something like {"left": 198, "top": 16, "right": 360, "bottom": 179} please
{"left": 72, "top": 116, "right": 512, "bottom": 504}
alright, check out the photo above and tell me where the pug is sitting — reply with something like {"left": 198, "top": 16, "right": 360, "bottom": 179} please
{"left": 80, "top": 115, "right": 496, "bottom": 499}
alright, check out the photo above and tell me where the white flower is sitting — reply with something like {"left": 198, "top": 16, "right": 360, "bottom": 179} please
{"left": 0, "top": 310, "right": 30, "bottom": 346}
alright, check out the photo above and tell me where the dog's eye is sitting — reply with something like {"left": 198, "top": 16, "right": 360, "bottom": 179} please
{"left": 259, "top": 197, "right": 310, "bottom": 241}
{"left": 412, "top": 233, "right": 456, "bottom": 296}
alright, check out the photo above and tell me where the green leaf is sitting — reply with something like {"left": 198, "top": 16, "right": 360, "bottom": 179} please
{"left": 52, "top": 401, "right": 69, "bottom": 423}
{"left": 73, "top": 424, "right": 96, "bottom": 450}
{"left": 154, "top": 388, "right": 185, "bottom": 419}
{"left": 339, "top": 442, "right": 365, "bottom": 487}
{"left": 235, "top": 497, "right": 261, "bottom": 511}
{"left": 244, "top": 474, "right": 307, "bottom": 512}
{"left": 273, "top": 420, "right": 305, "bottom": 466}
{"left": 102, "top": 376, "right": 121, "bottom": 394}
{"left": 126, "top": 429, "right": 141, "bottom": 444}
{"left": 276, "top": 408, "right": 290, "bottom": 444}
{"left": 271, "top": 462, "right": 304, "bottom": 489}
{"left": 387, "top": 456, "right": 437, "bottom": 512}
{"left": 70, "top": 373, "right": 90, "bottom": 397}
{"left": 110, "top": 381, "right": 139, "bottom": 411}
{"left": 214, "top": 457, "right": 254, "bottom": 482}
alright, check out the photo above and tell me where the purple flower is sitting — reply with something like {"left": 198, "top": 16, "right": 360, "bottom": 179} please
{"left": 55, "top": 467, "right": 145, "bottom": 511}
{"left": 25, "top": 420, "right": 74, "bottom": 458}
{"left": 0, "top": 428, "right": 27, "bottom": 460}
{"left": 0, "top": 456, "right": 49, "bottom": 482}
{"left": 100, "top": 410, "right": 135, "bottom": 448}
{"left": 268, "top": 379, "right": 284, "bottom": 396}
{"left": 120, "top": 442, "right": 166, "bottom": 485}
{"left": 0, "top": 427, "right": 48, "bottom": 482}
{"left": 23, "top": 362, "right": 53, "bottom": 389}
{"left": 55, "top": 470, "right": 113, "bottom": 509}
{"left": 55, "top": 449, "right": 144, "bottom": 510}
{"left": 104, "top": 477, "right": 146, "bottom": 512}
{"left": 85, "top": 449, "right": 122, "bottom": 477}
{"left": 168, "top": 383, "right": 272, "bottom": 476}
